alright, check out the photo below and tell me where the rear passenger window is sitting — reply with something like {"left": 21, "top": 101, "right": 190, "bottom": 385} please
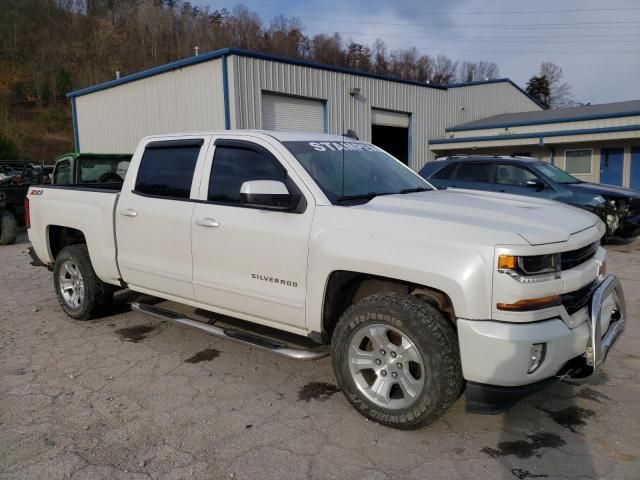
{"left": 208, "top": 146, "right": 285, "bottom": 204}
{"left": 135, "top": 144, "right": 201, "bottom": 199}
{"left": 54, "top": 160, "right": 71, "bottom": 184}
{"left": 432, "top": 163, "right": 457, "bottom": 179}
{"left": 455, "top": 162, "right": 494, "bottom": 183}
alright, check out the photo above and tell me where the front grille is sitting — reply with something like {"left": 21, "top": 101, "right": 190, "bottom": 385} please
{"left": 561, "top": 280, "right": 597, "bottom": 315}
{"left": 561, "top": 241, "right": 599, "bottom": 271}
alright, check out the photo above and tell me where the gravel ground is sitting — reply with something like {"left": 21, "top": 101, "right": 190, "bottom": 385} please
{"left": 1, "top": 230, "right": 639, "bottom": 480}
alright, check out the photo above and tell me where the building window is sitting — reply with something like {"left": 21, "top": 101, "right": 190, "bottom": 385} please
{"left": 564, "top": 149, "right": 592, "bottom": 175}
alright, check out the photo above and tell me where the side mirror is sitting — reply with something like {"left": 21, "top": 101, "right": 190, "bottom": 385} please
{"left": 240, "top": 180, "right": 300, "bottom": 211}
{"left": 526, "top": 179, "right": 545, "bottom": 190}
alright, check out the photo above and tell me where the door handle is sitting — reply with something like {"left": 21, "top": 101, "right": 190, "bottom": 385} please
{"left": 196, "top": 218, "right": 220, "bottom": 228}
{"left": 119, "top": 208, "right": 138, "bottom": 217}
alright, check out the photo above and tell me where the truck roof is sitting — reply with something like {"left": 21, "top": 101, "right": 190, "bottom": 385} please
{"left": 142, "top": 130, "right": 366, "bottom": 143}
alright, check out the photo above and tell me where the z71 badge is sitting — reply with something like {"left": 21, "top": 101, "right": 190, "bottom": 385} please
{"left": 30, "top": 189, "right": 44, "bottom": 196}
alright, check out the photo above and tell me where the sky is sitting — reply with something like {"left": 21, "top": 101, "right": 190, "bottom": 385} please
{"left": 203, "top": 0, "right": 640, "bottom": 105}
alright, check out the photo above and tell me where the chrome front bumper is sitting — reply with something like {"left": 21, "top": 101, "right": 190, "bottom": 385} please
{"left": 586, "top": 274, "right": 626, "bottom": 369}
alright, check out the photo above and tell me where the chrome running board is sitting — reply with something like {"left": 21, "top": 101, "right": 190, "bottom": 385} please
{"left": 131, "top": 301, "right": 330, "bottom": 361}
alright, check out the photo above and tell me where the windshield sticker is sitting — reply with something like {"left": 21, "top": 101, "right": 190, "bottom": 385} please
{"left": 309, "top": 142, "right": 379, "bottom": 152}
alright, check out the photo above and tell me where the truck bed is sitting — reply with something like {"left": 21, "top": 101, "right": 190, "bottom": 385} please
{"left": 27, "top": 184, "right": 122, "bottom": 285}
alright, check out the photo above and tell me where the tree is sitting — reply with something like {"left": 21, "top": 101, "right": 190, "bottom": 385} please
{"left": 458, "top": 61, "right": 500, "bottom": 82}
{"left": 345, "top": 42, "right": 372, "bottom": 71}
{"left": 431, "top": 54, "right": 458, "bottom": 85}
{"left": 538, "top": 62, "right": 574, "bottom": 108}
{"left": 526, "top": 75, "right": 551, "bottom": 108}
{"left": 0, "top": 135, "right": 19, "bottom": 160}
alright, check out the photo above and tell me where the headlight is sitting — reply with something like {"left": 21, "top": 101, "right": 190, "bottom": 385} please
{"left": 498, "top": 253, "right": 561, "bottom": 283}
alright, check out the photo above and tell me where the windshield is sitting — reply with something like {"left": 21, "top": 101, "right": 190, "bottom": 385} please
{"left": 79, "top": 157, "right": 131, "bottom": 183}
{"left": 283, "top": 140, "right": 431, "bottom": 203}
{"left": 533, "top": 162, "right": 581, "bottom": 184}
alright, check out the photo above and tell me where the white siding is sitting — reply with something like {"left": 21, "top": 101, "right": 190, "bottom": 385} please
{"left": 75, "top": 60, "right": 226, "bottom": 152}
{"left": 371, "top": 109, "right": 409, "bottom": 128}
{"left": 261, "top": 93, "right": 325, "bottom": 132}
{"left": 229, "top": 55, "right": 541, "bottom": 170}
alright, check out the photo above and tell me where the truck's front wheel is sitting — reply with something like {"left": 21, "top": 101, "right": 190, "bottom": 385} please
{"left": 331, "top": 293, "right": 463, "bottom": 429}
{"left": 53, "top": 245, "right": 113, "bottom": 320}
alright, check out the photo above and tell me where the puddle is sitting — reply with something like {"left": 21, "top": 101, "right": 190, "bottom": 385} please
{"left": 511, "top": 469, "right": 549, "bottom": 479}
{"left": 482, "top": 432, "right": 566, "bottom": 459}
{"left": 116, "top": 325, "right": 155, "bottom": 343}
{"left": 576, "top": 387, "right": 610, "bottom": 404}
{"left": 539, "top": 406, "right": 595, "bottom": 433}
{"left": 185, "top": 348, "right": 220, "bottom": 363}
{"left": 297, "top": 382, "right": 340, "bottom": 402}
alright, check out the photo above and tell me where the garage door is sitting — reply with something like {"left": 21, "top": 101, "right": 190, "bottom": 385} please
{"left": 262, "top": 93, "right": 325, "bottom": 133}
{"left": 371, "top": 108, "right": 409, "bottom": 128}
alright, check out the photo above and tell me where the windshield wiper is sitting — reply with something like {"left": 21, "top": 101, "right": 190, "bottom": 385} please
{"left": 336, "top": 192, "right": 380, "bottom": 203}
{"left": 399, "top": 187, "right": 431, "bottom": 194}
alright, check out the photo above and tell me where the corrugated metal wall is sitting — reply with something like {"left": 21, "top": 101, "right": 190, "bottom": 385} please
{"left": 229, "top": 55, "right": 540, "bottom": 170}
{"left": 73, "top": 53, "right": 540, "bottom": 169}
{"left": 75, "top": 60, "right": 226, "bottom": 152}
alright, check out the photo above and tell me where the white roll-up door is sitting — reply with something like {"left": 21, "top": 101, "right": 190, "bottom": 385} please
{"left": 371, "top": 108, "right": 410, "bottom": 128}
{"left": 262, "top": 93, "right": 325, "bottom": 132}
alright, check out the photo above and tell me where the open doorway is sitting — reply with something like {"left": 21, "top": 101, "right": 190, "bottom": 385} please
{"left": 371, "top": 109, "right": 410, "bottom": 166}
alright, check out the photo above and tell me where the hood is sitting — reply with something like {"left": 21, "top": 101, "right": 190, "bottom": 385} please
{"left": 567, "top": 182, "right": 640, "bottom": 199}
{"left": 356, "top": 188, "right": 600, "bottom": 245}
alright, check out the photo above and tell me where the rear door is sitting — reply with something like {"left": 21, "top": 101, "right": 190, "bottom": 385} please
{"left": 191, "top": 136, "right": 314, "bottom": 331}
{"left": 116, "top": 137, "right": 208, "bottom": 301}
{"left": 450, "top": 162, "right": 496, "bottom": 191}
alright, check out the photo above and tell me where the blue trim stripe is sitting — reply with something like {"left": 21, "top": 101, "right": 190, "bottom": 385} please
{"left": 65, "top": 48, "right": 474, "bottom": 99}
{"left": 447, "top": 109, "right": 640, "bottom": 132}
{"left": 71, "top": 97, "right": 79, "bottom": 152}
{"left": 430, "top": 124, "right": 640, "bottom": 145}
{"left": 222, "top": 54, "right": 231, "bottom": 130}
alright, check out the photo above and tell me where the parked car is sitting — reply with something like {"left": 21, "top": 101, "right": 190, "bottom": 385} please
{"left": 420, "top": 155, "right": 640, "bottom": 241}
{"left": 27, "top": 131, "right": 625, "bottom": 429}
{"left": 52, "top": 152, "right": 132, "bottom": 185}
{"left": 0, "top": 161, "right": 50, "bottom": 245}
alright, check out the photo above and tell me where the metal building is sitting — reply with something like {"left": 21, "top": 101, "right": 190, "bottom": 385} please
{"left": 68, "top": 48, "right": 542, "bottom": 171}
{"left": 430, "top": 100, "right": 640, "bottom": 189}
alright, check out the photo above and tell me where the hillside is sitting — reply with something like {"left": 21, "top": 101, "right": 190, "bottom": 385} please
{"left": 0, "top": 0, "right": 502, "bottom": 162}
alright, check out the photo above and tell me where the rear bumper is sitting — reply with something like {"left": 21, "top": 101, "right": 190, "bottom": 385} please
{"left": 460, "top": 275, "right": 626, "bottom": 412}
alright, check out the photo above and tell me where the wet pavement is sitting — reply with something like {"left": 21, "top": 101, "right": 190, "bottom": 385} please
{"left": 1, "top": 230, "right": 639, "bottom": 479}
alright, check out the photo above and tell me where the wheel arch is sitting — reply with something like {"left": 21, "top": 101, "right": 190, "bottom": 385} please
{"left": 320, "top": 270, "right": 457, "bottom": 343}
{"left": 47, "top": 225, "right": 87, "bottom": 260}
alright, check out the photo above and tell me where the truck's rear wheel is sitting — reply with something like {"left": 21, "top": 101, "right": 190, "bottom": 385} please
{"left": 0, "top": 209, "right": 18, "bottom": 245}
{"left": 53, "top": 244, "right": 113, "bottom": 320}
{"left": 331, "top": 292, "right": 463, "bottom": 429}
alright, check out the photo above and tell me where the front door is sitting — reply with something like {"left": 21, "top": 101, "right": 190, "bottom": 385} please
{"left": 600, "top": 148, "right": 624, "bottom": 186}
{"left": 191, "top": 138, "right": 314, "bottom": 331}
{"left": 116, "top": 138, "right": 207, "bottom": 301}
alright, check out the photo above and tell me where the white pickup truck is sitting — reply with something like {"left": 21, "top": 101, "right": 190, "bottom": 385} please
{"left": 27, "top": 131, "right": 626, "bottom": 429}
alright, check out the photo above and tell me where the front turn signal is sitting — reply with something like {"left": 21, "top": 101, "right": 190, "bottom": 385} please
{"left": 498, "top": 254, "right": 517, "bottom": 270}
{"left": 497, "top": 294, "right": 561, "bottom": 312}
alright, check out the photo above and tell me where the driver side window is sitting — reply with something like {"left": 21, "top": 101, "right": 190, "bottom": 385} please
{"left": 208, "top": 146, "right": 286, "bottom": 204}
{"left": 495, "top": 164, "right": 539, "bottom": 186}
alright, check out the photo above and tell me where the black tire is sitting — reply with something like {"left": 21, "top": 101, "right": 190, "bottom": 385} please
{"left": 53, "top": 244, "right": 113, "bottom": 320}
{"left": 331, "top": 292, "right": 463, "bottom": 429}
{"left": 0, "top": 209, "right": 18, "bottom": 245}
